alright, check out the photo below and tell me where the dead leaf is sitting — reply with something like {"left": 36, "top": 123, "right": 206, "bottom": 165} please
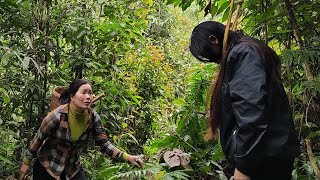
{"left": 163, "top": 149, "right": 190, "bottom": 168}
{"left": 163, "top": 151, "right": 180, "bottom": 167}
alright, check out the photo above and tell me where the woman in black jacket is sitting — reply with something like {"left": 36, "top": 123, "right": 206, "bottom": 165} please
{"left": 189, "top": 21, "right": 300, "bottom": 180}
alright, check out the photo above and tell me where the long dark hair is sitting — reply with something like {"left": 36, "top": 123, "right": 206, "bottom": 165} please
{"left": 190, "top": 21, "right": 281, "bottom": 140}
{"left": 59, "top": 79, "right": 92, "bottom": 104}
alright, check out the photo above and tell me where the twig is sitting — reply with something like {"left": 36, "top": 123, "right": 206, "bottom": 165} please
{"left": 305, "top": 139, "right": 320, "bottom": 178}
{"left": 48, "top": 5, "right": 72, "bottom": 35}
{"left": 92, "top": 93, "right": 105, "bottom": 104}
{"left": 305, "top": 96, "right": 313, "bottom": 127}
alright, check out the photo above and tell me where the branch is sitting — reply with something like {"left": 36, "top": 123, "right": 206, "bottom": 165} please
{"left": 48, "top": 5, "right": 72, "bottom": 35}
{"left": 305, "top": 139, "right": 320, "bottom": 178}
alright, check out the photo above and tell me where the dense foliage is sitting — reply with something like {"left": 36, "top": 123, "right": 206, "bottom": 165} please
{"left": 0, "top": 0, "right": 319, "bottom": 179}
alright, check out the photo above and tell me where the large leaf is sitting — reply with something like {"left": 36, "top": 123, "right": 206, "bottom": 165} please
{"left": 222, "top": 7, "right": 230, "bottom": 22}
{"left": 216, "top": 0, "right": 230, "bottom": 15}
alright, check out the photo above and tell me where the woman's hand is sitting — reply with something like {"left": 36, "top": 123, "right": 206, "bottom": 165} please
{"left": 19, "top": 162, "right": 30, "bottom": 180}
{"left": 233, "top": 168, "right": 250, "bottom": 180}
{"left": 128, "top": 155, "right": 144, "bottom": 167}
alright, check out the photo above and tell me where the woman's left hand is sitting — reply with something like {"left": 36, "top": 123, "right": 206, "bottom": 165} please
{"left": 233, "top": 168, "right": 250, "bottom": 180}
{"left": 128, "top": 155, "right": 144, "bottom": 167}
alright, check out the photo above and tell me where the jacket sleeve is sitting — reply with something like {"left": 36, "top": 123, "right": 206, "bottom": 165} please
{"left": 92, "top": 111, "right": 129, "bottom": 161}
{"left": 25, "top": 110, "right": 60, "bottom": 163}
{"left": 227, "top": 44, "right": 269, "bottom": 176}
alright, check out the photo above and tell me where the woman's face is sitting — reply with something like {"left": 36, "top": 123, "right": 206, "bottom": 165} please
{"left": 210, "top": 44, "right": 223, "bottom": 64}
{"left": 209, "top": 35, "right": 223, "bottom": 64}
{"left": 70, "top": 83, "right": 92, "bottom": 110}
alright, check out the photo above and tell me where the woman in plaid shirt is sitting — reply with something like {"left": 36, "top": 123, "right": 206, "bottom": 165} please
{"left": 19, "top": 79, "right": 144, "bottom": 180}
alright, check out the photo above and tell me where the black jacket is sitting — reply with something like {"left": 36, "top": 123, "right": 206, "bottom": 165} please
{"left": 219, "top": 43, "right": 300, "bottom": 176}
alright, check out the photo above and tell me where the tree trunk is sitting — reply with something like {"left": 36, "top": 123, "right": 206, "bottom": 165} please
{"left": 284, "top": 0, "right": 314, "bottom": 80}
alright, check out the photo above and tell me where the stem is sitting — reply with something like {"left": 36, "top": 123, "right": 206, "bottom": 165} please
{"left": 305, "top": 139, "right": 320, "bottom": 178}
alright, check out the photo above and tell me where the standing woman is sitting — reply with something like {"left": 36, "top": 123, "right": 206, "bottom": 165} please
{"left": 19, "top": 79, "right": 143, "bottom": 180}
{"left": 189, "top": 21, "right": 300, "bottom": 180}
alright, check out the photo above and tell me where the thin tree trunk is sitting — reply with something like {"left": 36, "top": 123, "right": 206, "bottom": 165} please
{"left": 262, "top": 0, "right": 268, "bottom": 43}
{"left": 284, "top": 0, "right": 314, "bottom": 80}
{"left": 41, "top": 1, "right": 50, "bottom": 117}
{"left": 284, "top": 33, "right": 293, "bottom": 105}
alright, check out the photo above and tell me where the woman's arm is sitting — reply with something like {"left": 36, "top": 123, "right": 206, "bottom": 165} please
{"left": 227, "top": 44, "right": 269, "bottom": 177}
{"left": 20, "top": 110, "right": 60, "bottom": 179}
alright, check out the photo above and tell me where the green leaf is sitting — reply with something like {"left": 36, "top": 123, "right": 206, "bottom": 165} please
{"left": 0, "top": 155, "right": 14, "bottom": 165}
{"left": 22, "top": 56, "right": 30, "bottom": 69}
{"left": 129, "top": 94, "right": 142, "bottom": 107}
{"left": 307, "top": 131, "right": 320, "bottom": 139}
{"left": 155, "top": 171, "right": 165, "bottom": 180}
{"left": 150, "top": 135, "right": 179, "bottom": 149}
{"left": 142, "top": 0, "right": 153, "bottom": 6}
{"left": 63, "top": 62, "right": 69, "bottom": 68}
{"left": 0, "top": 88, "right": 10, "bottom": 103}
{"left": 128, "top": 133, "right": 139, "bottom": 144}
{"left": 211, "top": 1, "right": 219, "bottom": 16}
{"left": 109, "top": 86, "right": 118, "bottom": 95}
{"left": 166, "top": 0, "right": 178, "bottom": 5}
{"left": 29, "top": 57, "right": 43, "bottom": 76}
{"left": 180, "top": 0, "right": 193, "bottom": 11}
{"left": 173, "top": 98, "right": 186, "bottom": 107}
{"left": 274, "top": 29, "right": 293, "bottom": 33}
{"left": 23, "top": 33, "right": 33, "bottom": 49}
{"left": 97, "top": 165, "right": 120, "bottom": 178}
{"left": 222, "top": 7, "right": 230, "bottom": 22}
{"left": 176, "top": 118, "right": 187, "bottom": 134}
{"left": 217, "top": 1, "right": 230, "bottom": 15}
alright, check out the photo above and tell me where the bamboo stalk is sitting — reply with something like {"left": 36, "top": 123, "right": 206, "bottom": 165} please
{"left": 222, "top": 0, "right": 235, "bottom": 56}
{"left": 231, "top": 0, "right": 244, "bottom": 31}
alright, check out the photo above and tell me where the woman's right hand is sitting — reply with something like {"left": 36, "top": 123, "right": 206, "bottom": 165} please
{"left": 128, "top": 155, "right": 144, "bottom": 167}
{"left": 19, "top": 162, "right": 30, "bottom": 180}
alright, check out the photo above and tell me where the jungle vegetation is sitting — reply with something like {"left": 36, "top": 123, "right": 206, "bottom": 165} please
{"left": 0, "top": 0, "right": 319, "bottom": 179}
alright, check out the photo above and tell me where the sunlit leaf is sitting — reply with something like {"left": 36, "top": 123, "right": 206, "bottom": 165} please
{"left": 176, "top": 118, "right": 187, "bottom": 134}
{"left": 22, "top": 56, "right": 30, "bottom": 70}
{"left": 0, "top": 88, "right": 10, "bottom": 103}
{"left": 217, "top": 1, "right": 230, "bottom": 15}
{"left": 154, "top": 171, "right": 165, "bottom": 180}
{"left": 142, "top": 0, "right": 153, "bottom": 6}
{"left": 23, "top": 33, "right": 33, "bottom": 49}
{"left": 222, "top": 7, "right": 230, "bottom": 22}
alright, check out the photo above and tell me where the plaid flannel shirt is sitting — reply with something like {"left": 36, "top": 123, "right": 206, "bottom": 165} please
{"left": 25, "top": 104, "right": 125, "bottom": 180}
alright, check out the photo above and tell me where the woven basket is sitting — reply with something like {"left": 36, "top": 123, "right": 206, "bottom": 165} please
{"left": 49, "top": 86, "right": 67, "bottom": 111}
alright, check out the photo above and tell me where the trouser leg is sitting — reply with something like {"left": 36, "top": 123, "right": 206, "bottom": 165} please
{"left": 33, "top": 160, "right": 55, "bottom": 180}
{"left": 251, "top": 158, "right": 294, "bottom": 180}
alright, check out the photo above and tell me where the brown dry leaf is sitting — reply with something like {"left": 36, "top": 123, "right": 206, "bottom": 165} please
{"left": 163, "top": 151, "right": 180, "bottom": 168}
{"left": 163, "top": 149, "right": 190, "bottom": 167}
{"left": 173, "top": 148, "right": 190, "bottom": 166}
{"left": 173, "top": 148, "right": 183, "bottom": 154}
{"left": 180, "top": 153, "right": 190, "bottom": 166}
